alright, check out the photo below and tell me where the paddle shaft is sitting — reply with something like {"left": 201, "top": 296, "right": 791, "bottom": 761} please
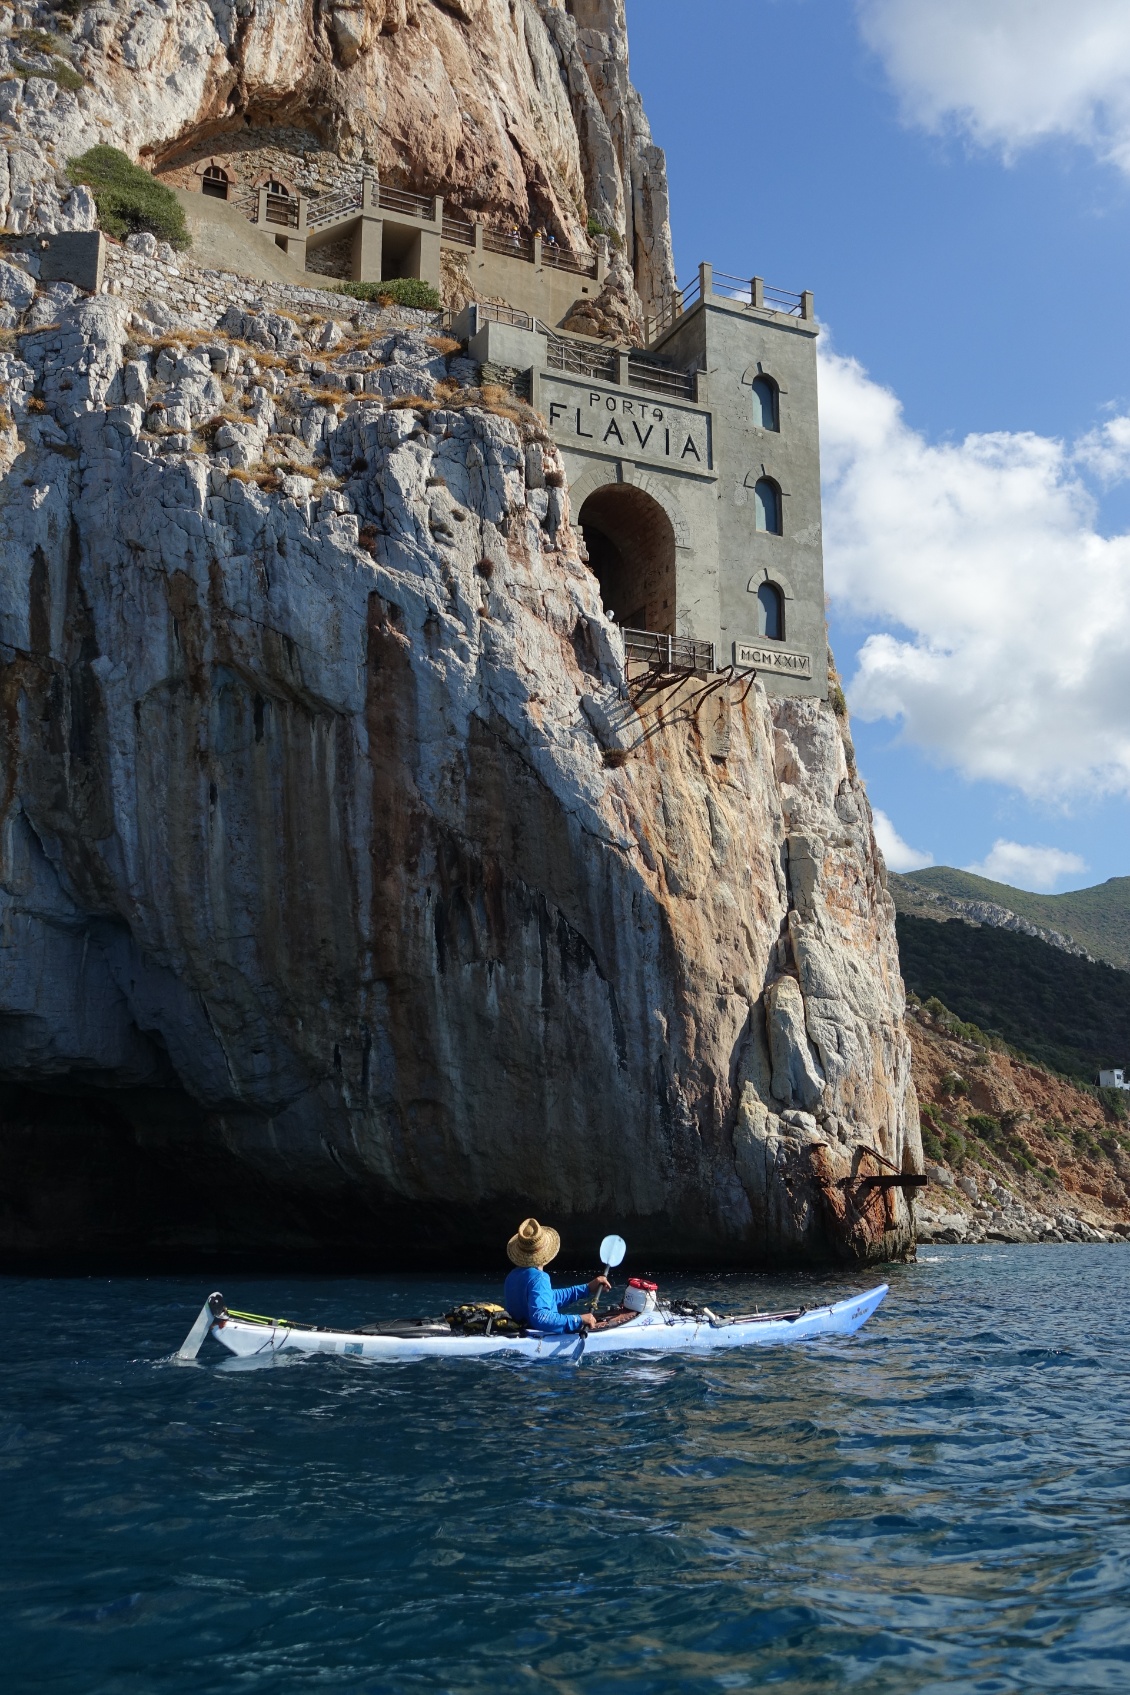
{"left": 592, "top": 1262, "right": 611, "bottom": 1312}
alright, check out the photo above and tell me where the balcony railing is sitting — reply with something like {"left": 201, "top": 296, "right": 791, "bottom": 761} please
{"left": 713, "top": 272, "right": 805, "bottom": 317}
{"left": 265, "top": 193, "right": 298, "bottom": 228}
{"left": 626, "top": 357, "right": 695, "bottom": 401}
{"left": 643, "top": 268, "right": 811, "bottom": 346}
{"left": 441, "top": 212, "right": 476, "bottom": 245}
{"left": 622, "top": 628, "right": 715, "bottom": 674}
{"left": 483, "top": 227, "right": 535, "bottom": 262}
{"left": 378, "top": 183, "right": 435, "bottom": 219}
{"left": 307, "top": 187, "right": 364, "bottom": 228}
{"left": 545, "top": 335, "right": 616, "bottom": 382}
{"left": 540, "top": 243, "right": 597, "bottom": 277}
{"left": 646, "top": 273, "right": 702, "bottom": 343}
{"left": 467, "top": 302, "right": 547, "bottom": 333}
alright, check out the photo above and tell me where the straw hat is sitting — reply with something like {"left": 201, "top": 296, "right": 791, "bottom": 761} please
{"left": 506, "top": 1217, "right": 561, "bottom": 1268}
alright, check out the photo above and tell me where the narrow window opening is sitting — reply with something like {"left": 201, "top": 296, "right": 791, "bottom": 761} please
{"left": 266, "top": 180, "right": 291, "bottom": 197}
{"left": 202, "top": 164, "right": 229, "bottom": 200}
{"left": 754, "top": 477, "right": 782, "bottom": 535}
{"left": 752, "top": 375, "right": 779, "bottom": 431}
{"left": 757, "top": 582, "right": 785, "bottom": 641}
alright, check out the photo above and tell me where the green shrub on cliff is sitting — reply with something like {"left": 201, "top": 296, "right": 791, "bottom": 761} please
{"left": 336, "top": 277, "right": 441, "bottom": 310}
{"left": 12, "top": 31, "right": 86, "bottom": 93}
{"left": 66, "top": 146, "right": 189, "bottom": 249}
{"left": 1099, "top": 1086, "right": 1129, "bottom": 1122}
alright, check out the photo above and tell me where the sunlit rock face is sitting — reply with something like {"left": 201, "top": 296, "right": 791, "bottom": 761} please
{"left": 0, "top": 1, "right": 919, "bottom": 1267}
{"left": 0, "top": 279, "right": 919, "bottom": 1266}
{"left": 0, "top": 0, "right": 675, "bottom": 318}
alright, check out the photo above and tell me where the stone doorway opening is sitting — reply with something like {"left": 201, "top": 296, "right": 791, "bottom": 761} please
{"left": 578, "top": 484, "right": 676, "bottom": 636}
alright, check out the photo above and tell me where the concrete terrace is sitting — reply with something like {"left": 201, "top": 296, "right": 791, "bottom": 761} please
{"left": 182, "top": 171, "right": 609, "bottom": 328}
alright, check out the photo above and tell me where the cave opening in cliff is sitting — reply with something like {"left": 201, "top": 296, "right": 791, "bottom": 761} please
{"left": 578, "top": 485, "right": 676, "bottom": 636}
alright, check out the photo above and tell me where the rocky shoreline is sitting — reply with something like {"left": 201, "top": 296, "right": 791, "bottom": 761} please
{"left": 916, "top": 1170, "right": 1126, "bottom": 1245}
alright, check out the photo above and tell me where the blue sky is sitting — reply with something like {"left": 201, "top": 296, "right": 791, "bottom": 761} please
{"left": 625, "top": 0, "right": 1130, "bottom": 892}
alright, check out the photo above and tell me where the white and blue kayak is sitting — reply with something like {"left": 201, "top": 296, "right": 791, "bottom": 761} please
{"left": 178, "top": 1282, "right": 888, "bottom": 1365}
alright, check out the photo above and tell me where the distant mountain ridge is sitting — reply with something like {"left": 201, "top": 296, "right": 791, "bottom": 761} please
{"left": 889, "top": 868, "right": 1130, "bottom": 972}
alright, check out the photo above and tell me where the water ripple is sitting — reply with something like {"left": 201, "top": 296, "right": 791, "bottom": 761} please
{"left": 2, "top": 1248, "right": 1129, "bottom": 1692}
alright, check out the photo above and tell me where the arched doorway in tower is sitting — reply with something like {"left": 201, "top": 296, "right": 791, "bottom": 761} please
{"left": 577, "top": 483, "right": 677, "bottom": 636}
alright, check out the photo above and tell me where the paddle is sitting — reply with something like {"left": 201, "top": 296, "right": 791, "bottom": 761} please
{"left": 591, "top": 1233, "right": 627, "bottom": 1313}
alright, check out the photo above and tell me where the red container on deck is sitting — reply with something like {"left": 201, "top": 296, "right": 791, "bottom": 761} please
{"left": 623, "top": 1276, "right": 659, "bottom": 1312}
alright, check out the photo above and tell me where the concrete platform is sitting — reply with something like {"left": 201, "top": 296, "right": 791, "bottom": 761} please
{"left": 172, "top": 188, "right": 307, "bottom": 286}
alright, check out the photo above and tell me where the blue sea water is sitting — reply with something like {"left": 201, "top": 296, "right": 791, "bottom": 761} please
{"left": 3, "top": 1247, "right": 1130, "bottom": 1694}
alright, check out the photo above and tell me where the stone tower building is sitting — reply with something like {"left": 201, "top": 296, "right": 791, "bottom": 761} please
{"left": 168, "top": 165, "right": 827, "bottom": 697}
{"left": 458, "top": 262, "right": 827, "bottom": 696}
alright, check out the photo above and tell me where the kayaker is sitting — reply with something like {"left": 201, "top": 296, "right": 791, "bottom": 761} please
{"left": 503, "top": 1217, "right": 610, "bottom": 1332}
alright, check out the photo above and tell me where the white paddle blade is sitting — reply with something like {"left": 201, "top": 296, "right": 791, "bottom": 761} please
{"left": 599, "top": 1233, "right": 627, "bottom": 1269}
{"left": 176, "top": 1300, "right": 215, "bottom": 1362}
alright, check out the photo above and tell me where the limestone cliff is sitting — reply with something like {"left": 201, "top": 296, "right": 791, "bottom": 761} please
{"left": 0, "top": 0, "right": 674, "bottom": 316}
{"left": 0, "top": 1, "right": 921, "bottom": 1269}
{"left": 0, "top": 236, "right": 920, "bottom": 1266}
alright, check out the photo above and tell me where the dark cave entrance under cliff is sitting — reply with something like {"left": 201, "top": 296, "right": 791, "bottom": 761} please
{"left": 578, "top": 485, "right": 676, "bottom": 637}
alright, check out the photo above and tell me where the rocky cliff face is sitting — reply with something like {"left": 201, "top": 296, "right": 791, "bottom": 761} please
{"left": 0, "top": 0, "right": 674, "bottom": 316}
{"left": 0, "top": 1, "right": 921, "bottom": 1268}
{"left": 0, "top": 243, "right": 920, "bottom": 1266}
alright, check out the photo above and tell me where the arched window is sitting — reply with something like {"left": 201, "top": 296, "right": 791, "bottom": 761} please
{"left": 754, "top": 477, "right": 782, "bottom": 535}
{"left": 752, "top": 374, "right": 779, "bottom": 431}
{"left": 201, "top": 164, "right": 229, "bottom": 200}
{"left": 757, "top": 582, "right": 784, "bottom": 641}
{"left": 266, "top": 180, "right": 291, "bottom": 197}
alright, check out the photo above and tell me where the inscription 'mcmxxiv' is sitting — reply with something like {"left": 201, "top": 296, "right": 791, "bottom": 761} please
{"left": 541, "top": 376, "right": 713, "bottom": 473}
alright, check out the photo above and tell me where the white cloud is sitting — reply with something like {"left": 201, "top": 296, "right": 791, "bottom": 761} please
{"left": 819, "top": 347, "right": 1130, "bottom": 800}
{"left": 964, "top": 839, "right": 1088, "bottom": 892}
{"left": 1074, "top": 415, "right": 1130, "bottom": 485}
{"left": 857, "top": 0, "right": 1130, "bottom": 174}
{"left": 871, "top": 809, "right": 933, "bottom": 872}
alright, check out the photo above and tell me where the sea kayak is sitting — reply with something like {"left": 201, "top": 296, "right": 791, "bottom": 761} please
{"left": 178, "top": 1284, "right": 888, "bottom": 1364}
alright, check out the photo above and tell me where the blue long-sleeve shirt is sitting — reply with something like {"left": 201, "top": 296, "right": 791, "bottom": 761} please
{"left": 503, "top": 1267, "right": 589, "bottom": 1333}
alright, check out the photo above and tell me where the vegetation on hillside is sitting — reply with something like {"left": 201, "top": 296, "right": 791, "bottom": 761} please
{"left": 896, "top": 913, "right": 1130, "bottom": 1083}
{"left": 892, "top": 866, "right": 1130, "bottom": 972}
{"left": 908, "top": 1000, "right": 1130, "bottom": 1228}
{"left": 11, "top": 28, "right": 85, "bottom": 92}
{"left": 67, "top": 147, "right": 189, "bottom": 249}
{"left": 336, "top": 278, "right": 441, "bottom": 310}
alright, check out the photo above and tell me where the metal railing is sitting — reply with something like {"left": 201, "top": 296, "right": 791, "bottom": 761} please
{"left": 643, "top": 270, "right": 809, "bottom": 346}
{"left": 307, "top": 187, "right": 363, "bottom": 228}
{"left": 441, "top": 212, "right": 476, "bottom": 245}
{"left": 626, "top": 357, "right": 695, "bottom": 401}
{"left": 483, "top": 227, "right": 535, "bottom": 262}
{"left": 378, "top": 183, "right": 435, "bottom": 219}
{"left": 541, "top": 243, "right": 597, "bottom": 277}
{"left": 545, "top": 336, "right": 617, "bottom": 382}
{"left": 713, "top": 272, "right": 805, "bottom": 317}
{"left": 472, "top": 302, "right": 543, "bottom": 332}
{"left": 760, "top": 282, "right": 805, "bottom": 316}
{"left": 622, "top": 628, "right": 715, "bottom": 674}
{"left": 265, "top": 193, "right": 298, "bottom": 228}
{"left": 453, "top": 309, "right": 698, "bottom": 405}
{"left": 645, "top": 273, "right": 702, "bottom": 343}
{"left": 710, "top": 271, "right": 756, "bottom": 303}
